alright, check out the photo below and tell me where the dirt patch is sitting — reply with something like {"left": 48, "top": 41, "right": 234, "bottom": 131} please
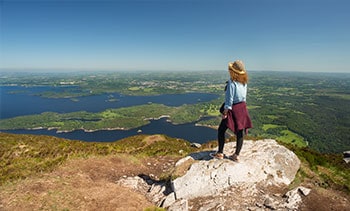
{"left": 0, "top": 154, "right": 178, "bottom": 210}
{"left": 300, "top": 186, "right": 350, "bottom": 211}
{"left": 142, "top": 134, "right": 166, "bottom": 146}
{"left": 187, "top": 179, "right": 350, "bottom": 211}
{"left": 1, "top": 153, "right": 349, "bottom": 210}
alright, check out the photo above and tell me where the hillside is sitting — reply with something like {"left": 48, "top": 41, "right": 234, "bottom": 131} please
{"left": 0, "top": 133, "right": 349, "bottom": 210}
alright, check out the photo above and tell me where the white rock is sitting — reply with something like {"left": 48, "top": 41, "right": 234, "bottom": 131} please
{"left": 191, "top": 143, "right": 202, "bottom": 148}
{"left": 116, "top": 176, "right": 145, "bottom": 190}
{"left": 175, "top": 156, "right": 193, "bottom": 167}
{"left": 172, "top": 140, "right": 300, "bottom": 200}
{"left": 263, "top": 196, "right": 277, "bottom": 210}
{"left": 162, "top": 192, "right": 176, "bottom": 208}
{"left": 284, "top": 188, "right": 302, "bottom": 210}
{"left": 168, "top": 199, "right": 188, "bottom": 211}
{"left": 298, "top": 186, "right": 311, "bottom": 196}
{"left": 115, "top": 139, "right": 303, "bottom": 210}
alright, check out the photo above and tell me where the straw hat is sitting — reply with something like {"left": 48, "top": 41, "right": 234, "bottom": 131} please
{"left": 228, "top": 60, "right": 246, "bottom": 75}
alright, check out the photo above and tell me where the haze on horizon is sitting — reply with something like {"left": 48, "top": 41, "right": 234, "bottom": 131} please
{"left": 1, "top": 0, "right": 349, "bottom": 73}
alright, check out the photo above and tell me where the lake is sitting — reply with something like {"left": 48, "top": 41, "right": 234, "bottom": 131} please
{"left": 0, "top": 86, "right": 218, "bottom": 119}
{"left": 0, "top": 86, "right": 219, "bottom": 143}
{"left": 2, "top": 118, "right": 218, "bottom": 144}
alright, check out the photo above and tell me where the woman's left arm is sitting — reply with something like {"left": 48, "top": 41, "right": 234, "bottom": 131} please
{"left": 224, "top": 80, "right": 235, "bottom": 110}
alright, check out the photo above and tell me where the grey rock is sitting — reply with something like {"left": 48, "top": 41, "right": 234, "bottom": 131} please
{"left": 284, "top": 187, "right": 303, "bottom": 210}
{"left": 115, "top": 176, "right": 147, "bottom": 190}
{"left": 172, "top": 140, "right": 300, "bottom": 200}
{"left": 343, "top": 151, "right": 350, "bottom": 163}
{"left": 168, "top": 199, "right": 188, "bottom": 211}
{"left": 264, "top": 196, "right": 278, "bottom": 210}
{"left": 191, "top": 143, "right": 202, "bottom": 148}
{"left": 298, "top": 186, "right": 311, "bottom": 196}
{"left": 198, "top": 201, "right": 220, "bottom": 211}
{"left": 162, "top": 192, "right": 176, "bottom": 208}
{"left": 343, "top": 151, "right": 350, "bottom": 157}
{"left": 116, "top": 139, "right": 304, "bottom": 210}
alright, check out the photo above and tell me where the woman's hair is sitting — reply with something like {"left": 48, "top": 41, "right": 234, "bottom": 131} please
{"left": 229, "top": 70, "right": 248, "bottom": 85}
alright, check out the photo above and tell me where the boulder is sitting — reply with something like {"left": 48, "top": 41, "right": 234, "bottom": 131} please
{"left": 283, "top": 186, "right": 311, "bottom": 210}
{"left": 115, "top": 139, "right": 303, "bottom": 210}
{"left": 343, "top": 151, "right": 350, "bottom": 157}
{"left": 172, "top": 139, "right": 300, "bottom": 200}
{"left": 190, "top": 143, "right": 202, "bottom": 148}
{"left": 343, "top": 151, "right": 350, "bottom": 163}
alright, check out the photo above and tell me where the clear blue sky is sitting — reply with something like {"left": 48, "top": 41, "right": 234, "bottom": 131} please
{"left": 1, "top": 0, "right": 349, "bottom": 72}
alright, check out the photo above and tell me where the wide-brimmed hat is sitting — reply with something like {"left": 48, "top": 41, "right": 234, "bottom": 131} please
{"left": 228, "top": 60, "right": 246, "bottom": 75}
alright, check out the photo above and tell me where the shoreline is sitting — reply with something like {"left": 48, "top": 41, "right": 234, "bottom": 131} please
{"left": 8, "top": 115, "right": 217, "bottom": 134}
{"left": 20, "top": 115, "right": 175, "bottom": 133}
{"left": 56, "top": 127, "right": 128, "bottom": 133}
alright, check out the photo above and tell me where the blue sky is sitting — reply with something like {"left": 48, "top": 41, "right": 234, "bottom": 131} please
{"left": 0, "top": 0, "right": 349, "bottom": 72}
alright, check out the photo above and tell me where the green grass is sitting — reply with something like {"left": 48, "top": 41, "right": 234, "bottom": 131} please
{"left": 266, "top": 115, "right": 279, "bottom": 120}
{"left": 144, "top": 207, "right": 166, "bottom": 211}
{"left": 0, "top": 133, "right": 196, "bottom": 185}
{"left": 262, "top": 124, "right": 280, "bottom": 131}
{"left": 128, "top": 87, "right": 140, "bottom": 91}
{"left": 202, "top": 107, "right": 220, "bottom": 116}
{"left": 101, "top": 110, "right": 122, "bottom": 118}
{"left": 281, "top": 142, "right": 350, "bottom": 193}
{"left": 261, "top": 124, "right": 307, "bottom": 148}
{"left": 143, "top": 88, "right": 154, "bottom": 92}
{"left": 247, "top": 105, "right": 261, "bottom": 109}
{"left": 277, "top": 129, "right": 307, "bottom": 147}
{"left": 1, "top": 132, "right": 349, "bottom": 197}
{"left": 328, "top": 93, "right": 350, "bottom": 100}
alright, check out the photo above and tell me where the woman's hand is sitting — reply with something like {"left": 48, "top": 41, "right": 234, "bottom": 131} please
{"left": 222, "top": 109, "right": 228, "bottom": 119}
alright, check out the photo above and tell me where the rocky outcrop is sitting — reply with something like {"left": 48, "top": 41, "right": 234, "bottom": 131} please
{"left": 343, "top": 151, "right": 350, "bottom": 163}
{"left": 116, "top": 139, "right": 306, "bottom": 210}
{"left": 171, "top": 139, "right": 300, "bottom": 201}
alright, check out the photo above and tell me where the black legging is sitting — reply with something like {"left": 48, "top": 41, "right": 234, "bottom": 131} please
{"left": 217, "top": 119, "right": 244, "bottom": 155}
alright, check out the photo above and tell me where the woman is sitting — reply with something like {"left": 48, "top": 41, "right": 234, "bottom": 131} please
{"left": 210, "top": 60, "right": 252, "bottom": 161}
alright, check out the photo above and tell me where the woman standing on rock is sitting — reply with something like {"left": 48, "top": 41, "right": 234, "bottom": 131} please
{"left": 210, "top": 60, "right": 252, "bottom": 161}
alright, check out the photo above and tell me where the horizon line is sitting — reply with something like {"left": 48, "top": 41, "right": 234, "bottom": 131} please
{"left": 0, "top": 68, "right": 349, "bottom": 74}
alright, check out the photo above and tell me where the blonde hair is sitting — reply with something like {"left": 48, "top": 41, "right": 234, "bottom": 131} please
{"left": 229, "top": 70, "right": 248, "bottom": 85}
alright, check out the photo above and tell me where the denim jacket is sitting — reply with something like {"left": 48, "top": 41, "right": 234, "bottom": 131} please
{"left": 224, "top": 79, "right": 247, "bottom": 110}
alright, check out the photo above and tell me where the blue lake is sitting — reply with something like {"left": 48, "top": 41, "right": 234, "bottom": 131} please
{"left": 2, "top": 118, "right": 218, "bottom": 144}
{"left": 0, "top": 86, "right": 219, "bottom": 143}
{"left": 0, "top": 86, "right": 218, "bottom": 119}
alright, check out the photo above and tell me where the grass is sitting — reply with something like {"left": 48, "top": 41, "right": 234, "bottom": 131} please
{"left": 2, "top": 132, "right": 349, "bottom": 197}
{"left": 247, "top": 105, "right": 261, "bottom": 109}
{"left": 0, "top": 133, "right": 196, "bottom": 186}
{"left": 277, "top": 129, "right": 307, "bottom": 148}
{"left": 262, "top": 124, "right": 280, "bottom": 131}
{"left": 261, "top": 124, "right": 307, "bottom": 148}
{"left": 128, "top": 87, "right": 140, "bottom": 91}
{"left": 281, "top": 142, "right": 350, "bottom": 193}
{"left": 202, "top": 107, "right": 220, "bottom": 116}
{"left": 266, "top": 115, "right": 279, "bottom": 120}
{"left": 328, "top": 93, "right": 350, "bottom": 100}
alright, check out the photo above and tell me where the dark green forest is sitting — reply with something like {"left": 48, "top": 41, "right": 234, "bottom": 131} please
{"left": 247, "top": 72, "right": 350, "bottom": 153}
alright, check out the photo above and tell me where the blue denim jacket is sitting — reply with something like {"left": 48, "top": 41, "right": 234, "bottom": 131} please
{"left": 224, "top": 79, "right": 247, "bottom": 110}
